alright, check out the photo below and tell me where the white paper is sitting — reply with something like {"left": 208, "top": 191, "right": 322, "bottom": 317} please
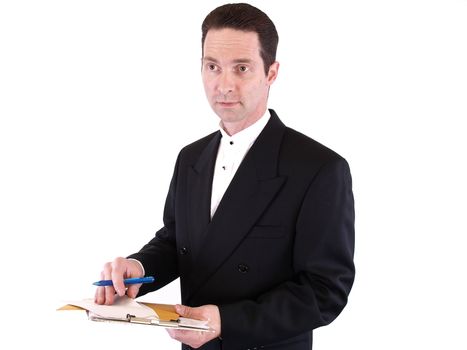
{"left": 66, "top": 295, "right": 157, "bottom": 319}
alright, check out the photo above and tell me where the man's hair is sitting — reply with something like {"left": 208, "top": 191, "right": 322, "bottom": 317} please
{"left": 201, "top": 3, "right": 279, "bottom": 76}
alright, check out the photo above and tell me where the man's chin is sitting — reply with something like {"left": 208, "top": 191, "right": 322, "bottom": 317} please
{"left": 214, "top": 109, "right": 242, "bottom": 123}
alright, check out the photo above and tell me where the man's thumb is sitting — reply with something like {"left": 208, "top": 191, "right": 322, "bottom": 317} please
{"left": 175, "top": 304, "right": 195, "bottom": 318}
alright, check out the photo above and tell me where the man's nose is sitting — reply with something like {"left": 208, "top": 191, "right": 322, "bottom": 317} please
{"left": 217, "top": 71, "right": 234, "bottom": 95}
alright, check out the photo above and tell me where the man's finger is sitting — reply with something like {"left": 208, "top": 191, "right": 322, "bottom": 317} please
{"left": 111, "top": 263, "right": 126, "bottom": 296}
{"left": 175, "top": 304, "right": 195, "bottom": 318}
{"left": 126, "top": 284, "right": 140, "bottom": 298}
{"left": 101, "top": 267, "right": 117, "bottom": 305}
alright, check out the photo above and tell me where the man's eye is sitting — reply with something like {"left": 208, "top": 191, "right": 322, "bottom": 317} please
{"left": 238, "top": 65, "right": 249, "bottom": 72}
{"left": 208, "top": 64, "right": 217, "bottom": 71}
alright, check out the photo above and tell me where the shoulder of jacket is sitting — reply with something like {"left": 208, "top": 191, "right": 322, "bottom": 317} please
{"left": 179, "top": 130, "right": 219, "bottom": 154}
{"left": 282, "top": 126, "right": 344, "bottom": 163}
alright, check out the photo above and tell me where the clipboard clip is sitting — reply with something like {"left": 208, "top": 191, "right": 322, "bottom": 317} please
{"left": 125, "top": 313, "right": 180, "bottom": 328}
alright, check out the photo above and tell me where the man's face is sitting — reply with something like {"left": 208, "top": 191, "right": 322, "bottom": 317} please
{"left": 202, "top": 28, "right": 278, "bottom": 134}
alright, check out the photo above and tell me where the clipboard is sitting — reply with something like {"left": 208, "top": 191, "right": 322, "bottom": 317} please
{"left": 58, "top": 296, "right": 212, "bottom": 332}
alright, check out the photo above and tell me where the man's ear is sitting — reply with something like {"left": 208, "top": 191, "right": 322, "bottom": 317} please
{"left": 266, "top": 61, "right": 280, "bottom": 85}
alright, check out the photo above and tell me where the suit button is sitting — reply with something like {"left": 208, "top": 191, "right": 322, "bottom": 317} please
{"left": 238, "top": 264, "right": 249, "bottom": 273}
{"left": 179, "top": 247, "right": 188, "bottom": 255}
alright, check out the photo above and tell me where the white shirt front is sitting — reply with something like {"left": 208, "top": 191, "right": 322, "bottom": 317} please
{"left": 210, "top": 110, "right": 271, "bottom": 218}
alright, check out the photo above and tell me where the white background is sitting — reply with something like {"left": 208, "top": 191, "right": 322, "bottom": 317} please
{"left": 1, "top": 0, "right": 466, "bottom": 349}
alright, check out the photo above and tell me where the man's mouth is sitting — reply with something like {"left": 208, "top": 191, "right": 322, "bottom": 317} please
{"left": 217, "top": 101, "right": 240, "bottom": 107}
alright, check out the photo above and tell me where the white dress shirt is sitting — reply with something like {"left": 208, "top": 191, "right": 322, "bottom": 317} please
{"left": 210, "top": 110, "right": 271, "bottom": 218}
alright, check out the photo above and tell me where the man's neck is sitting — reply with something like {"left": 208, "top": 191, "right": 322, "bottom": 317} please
{"left": 221, "top": 108, "right": 268, "bottom": 136}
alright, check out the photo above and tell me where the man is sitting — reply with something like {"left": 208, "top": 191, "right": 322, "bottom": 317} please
{"left": 95, "top": 3, "right": 355, "bottom": 349}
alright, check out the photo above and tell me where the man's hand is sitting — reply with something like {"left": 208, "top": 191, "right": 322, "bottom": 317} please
{"left": 94, "top": 257, "right": 144, "bottom": 305}
{"left": 167, "top": 304, "right": 221, "bottom": 348}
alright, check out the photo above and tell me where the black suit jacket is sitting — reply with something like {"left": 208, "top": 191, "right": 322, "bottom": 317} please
{"left": 130, "top": 110, "right": 355, "bottom": 350}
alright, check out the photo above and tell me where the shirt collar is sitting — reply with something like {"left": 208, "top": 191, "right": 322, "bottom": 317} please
{"left": 218, "top": 110, "right": 271, "bottom": 149}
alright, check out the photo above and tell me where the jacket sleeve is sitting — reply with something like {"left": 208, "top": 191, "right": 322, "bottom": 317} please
{"left": 219, "top": 157, "right": 355, "bottom": 348}
{"left": 127, "top": 154, "right": 181, "bottom": 296}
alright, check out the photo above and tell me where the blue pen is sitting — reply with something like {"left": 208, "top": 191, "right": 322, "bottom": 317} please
{"left": 92, "top": 276, "right": 155, "bottom": 287}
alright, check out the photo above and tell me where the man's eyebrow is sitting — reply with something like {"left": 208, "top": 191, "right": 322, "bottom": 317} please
{"left": 232, "top": 58, "right": 254, "bottom": 64}
{"left": 202, "top": 56, "right": 254, "bottom": 64}
{"left": 203, "top": 56, "right": 219, "bottom": 63}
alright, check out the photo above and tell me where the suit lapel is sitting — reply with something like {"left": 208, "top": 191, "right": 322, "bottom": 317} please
{"left": 186, "top": 110, "right": 287, "bottom": 300}
{"left": 186, "top": 132, "right": 221, "bottom": 259}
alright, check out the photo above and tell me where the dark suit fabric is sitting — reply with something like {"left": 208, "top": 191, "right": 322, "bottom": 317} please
{"left": 129, "top": 110, "right": 355, "bottom": 350}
